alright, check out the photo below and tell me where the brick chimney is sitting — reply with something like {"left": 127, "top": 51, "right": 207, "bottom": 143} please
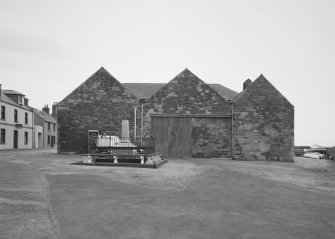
{"left": 42, "top": 105, "right": 50, "bottom": 114}
{"left": 24, "top": 98, "right": 29, "bottom": 106}
{"left": 243, "top": 79, "right": 252, "bottom": 90}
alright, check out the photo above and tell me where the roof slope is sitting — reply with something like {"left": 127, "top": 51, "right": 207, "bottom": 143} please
{"left": 123, "top": 83, "right": 165, "bottom": 99}
{"left": 0, "top": 90, "right": 17, "bottom": 105}
{"left": 123, "top": 82, "right": 238, "bottom": 100}
{"left": 209, "top": 84, "right": 238, "bottom": 100}
{"left": 32, "top": 108, "right": 57, "bottom": 123}
{"left": 0, "top": 90, "right": 31, "bottom": 110}
{"left": 3, "top": 90, "right": 25, "bottom": 96}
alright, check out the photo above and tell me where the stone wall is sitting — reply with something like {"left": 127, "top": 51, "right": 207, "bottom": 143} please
{"left": 57, "top": 67, "right": 138, "bottom": 153}
{"left": 232, "top": 75, "right": 294, "bottom": 162}
{"left": 142, "top": 69, "right": 232, "bottom": 158}
{"left": 143, "top": 69, "right": 231, "bottom": 134}
{"left": 191, "top": 117, "right": 231, "bottom": 158}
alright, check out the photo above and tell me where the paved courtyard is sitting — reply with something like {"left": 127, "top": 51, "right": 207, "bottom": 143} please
{"left": 1, "top": 149, "right": 335, "bottom": 239}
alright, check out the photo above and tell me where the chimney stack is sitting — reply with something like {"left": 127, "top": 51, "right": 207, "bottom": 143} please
{"left": 42, "top": 105, "right": 50, "bottom": 114}
{"left": 243, "top": 79, "right": 252, "bottom": 90}
{"left": 51, "top": 102, "right": 58, "bottom": 117}
{"left": 24, "top": 98, "right": 29, "bottom": 106}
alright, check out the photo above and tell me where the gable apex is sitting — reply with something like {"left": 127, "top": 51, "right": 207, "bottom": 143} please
{"left": 233, "top": 74, "right": 293, "bottom": 107}
{"left": 58, "top": 67, "right": 136, "bottom": 104}
{"left": 146, "top": 68, "right": 228, "bottom": 103}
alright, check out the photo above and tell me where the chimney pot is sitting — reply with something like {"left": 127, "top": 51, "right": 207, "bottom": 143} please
{"left": 243, "top": 79, "right": 252, "bottom": 90}
{"left": 42, "top": 105, "right": 50, "bottom": 114}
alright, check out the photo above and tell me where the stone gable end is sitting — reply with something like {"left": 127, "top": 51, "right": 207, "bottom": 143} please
{"left": 233, "top": 75, "right": 294, "bottom": 162}
{"left": 59, "top": 67, "right": 136, "bottom": 107}
{"left": 57, "top": 67, "right": 138, "bottom": 153}
{"left": 234, "top": 75, "right": 293, "bottom": 108}
{"left": 144, "top": 69, "right": 231, "bottom": 116}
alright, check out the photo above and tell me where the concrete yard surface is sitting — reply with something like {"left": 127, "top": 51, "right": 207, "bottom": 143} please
{"left": 1, "top": 150, "right": 335, "bottom": 238}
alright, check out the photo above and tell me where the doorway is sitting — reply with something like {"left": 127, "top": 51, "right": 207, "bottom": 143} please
{"left": 38, "top": 133, "right": 43, "bottom": 148}
{"left": 151, "top": 117, "right": 192, "bottom": 157}
{"left": 13, "top": 130, "right": 18, "bottom": 149}
{"left": 51, "top": 136, "right": 54, "bottom": 148}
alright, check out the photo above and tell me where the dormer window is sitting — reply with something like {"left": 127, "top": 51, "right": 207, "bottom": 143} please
{"left": 18, "top": 96, "right": 22, "bottom": 105}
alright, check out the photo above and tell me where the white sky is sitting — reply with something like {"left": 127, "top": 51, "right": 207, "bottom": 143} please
{"left": 0, "top": 0, "right": 334, "bottom": 146}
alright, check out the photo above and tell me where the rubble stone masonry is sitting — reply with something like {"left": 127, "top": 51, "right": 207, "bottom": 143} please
{"left": 56, "top": 67, "right": 294, "bottom": 161}
{"left": 143, "top": 69, "right": 231, "bottom": 132}
{"left": 143, "top": 69, "right": 232, "bottom": 157}
{"left": 232, "top": 75, "right": 294, "bottom": 162}
{"left": 57, "top": 68, "right": 138, "bottom": 153}
{"left": 191, "top": 117, "right": 231, "bottom": 158}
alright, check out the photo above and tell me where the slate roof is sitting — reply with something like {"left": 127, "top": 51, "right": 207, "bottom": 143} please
{"left": 209, "top": 84, "right": 238, "bottom": 101}
{"left": 123, "top": 83, "right": 165, "bottom": 100}
{"left": 123, "top": 82, "right": 238, "bottom": 100}
{"left": 32, "top": 108, "right": 57, "bottom": 123}
{"left": 3, "top": 90, "right": 25, "bottom": 96}
{"left": 0, "top": 89, "right": 32, "bottom": 111}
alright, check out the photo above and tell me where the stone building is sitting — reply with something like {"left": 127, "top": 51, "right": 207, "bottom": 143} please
{"left": 232, "top": 75, "right": 294, "bottom": 161}
{"left": 56, "top": 67, "right": 294, "bottom": 162}
{"left": 57, "top": 68, "right": 138, "bottom": 153}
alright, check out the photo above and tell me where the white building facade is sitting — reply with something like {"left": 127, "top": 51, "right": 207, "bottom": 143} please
{"left": 0, "top": 87, "right": 34, "bottom": 150}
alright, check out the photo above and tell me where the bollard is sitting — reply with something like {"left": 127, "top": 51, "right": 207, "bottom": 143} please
{"left": 140, "top": 156, "right": 144, "bottom": 164}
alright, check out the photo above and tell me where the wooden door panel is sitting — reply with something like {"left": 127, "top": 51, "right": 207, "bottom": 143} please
{"left": 152, "top": 117, "right": 192, "bottom": 157}
{"left": 152, "top": 117, "right": 170, "bottom": 156}
{"left": 170, "top": 118, "right": 192, "bottom": 157}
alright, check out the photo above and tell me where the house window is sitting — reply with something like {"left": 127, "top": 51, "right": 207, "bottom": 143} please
{"left": 14, "top": 109, "right": 18, "bottom": 122}
{"left": 53, "top": 123, "right": 56, "bottom": 132}
{"left": 48, "top": 122, "right": 51, "bottom": 131}
{"left": 48, "top": 135, "right": 50, "bottom": 144}
{"left": 24, "top": 131, "right": 28, "bottom": 144}
{"left": 1, "top": 106, "right": 5, "bottom": 120}
{"left": 25, "top": 112, "right": 28, "bottom": 124}
{"left": 0, "top": 129, "right": 5, "bottom": 144}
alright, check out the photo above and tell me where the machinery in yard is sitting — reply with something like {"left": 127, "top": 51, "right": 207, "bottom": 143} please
{"left": 78, "top": 120, "right": 166, "bottom": 168}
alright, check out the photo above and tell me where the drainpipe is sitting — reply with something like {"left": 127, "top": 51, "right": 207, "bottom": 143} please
{"left": 230, "top": 101, "right": 234, "bottom": 159}
{"left": 32, "top": 109, "right": 34, "bottom": 148}
{"left": 134, "top": 106, "right": 137, "bottom": 140}
{"left": 56, "top": 103, "right": 59, "bottom": 154}
{"left": 139, "top": 99, "right": 146, "bottom": 146}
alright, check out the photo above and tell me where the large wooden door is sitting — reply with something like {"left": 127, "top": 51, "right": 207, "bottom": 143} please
{"left": 152, "top": 117, "right": 192, "bottom": 157}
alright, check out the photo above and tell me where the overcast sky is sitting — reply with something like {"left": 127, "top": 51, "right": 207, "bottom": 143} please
{"left": 0, "top": 0, "right": 334, "bottom": 146}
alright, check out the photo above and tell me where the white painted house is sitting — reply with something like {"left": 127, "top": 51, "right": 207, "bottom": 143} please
{"left": 0, "top": 85, "right": 34, "bottom": 150}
